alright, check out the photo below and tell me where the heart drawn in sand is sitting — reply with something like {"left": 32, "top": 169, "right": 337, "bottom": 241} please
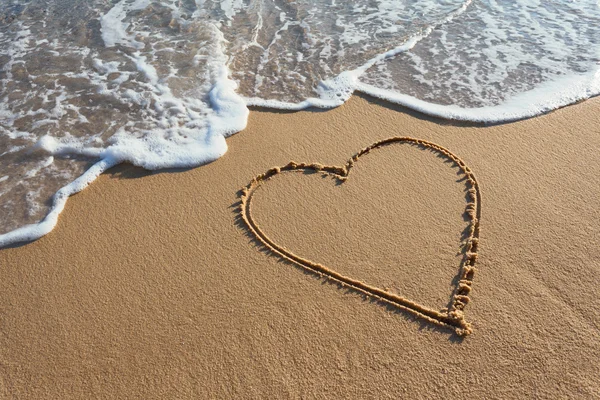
{"left": 239, "top": 137, "right": 481, "bottom": 336}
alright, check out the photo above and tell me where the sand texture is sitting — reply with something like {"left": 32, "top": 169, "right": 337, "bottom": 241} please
{"left": 1, "top": 95, "right": 599, "bottom": 398}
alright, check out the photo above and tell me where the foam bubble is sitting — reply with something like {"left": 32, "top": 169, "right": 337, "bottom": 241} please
{"left": 100, "top": 0, "right": 151, "bottom": 49}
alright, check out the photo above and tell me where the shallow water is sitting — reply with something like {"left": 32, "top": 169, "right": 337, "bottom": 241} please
{"left": 0, "top": 0, "right": 599, "bottom": 244}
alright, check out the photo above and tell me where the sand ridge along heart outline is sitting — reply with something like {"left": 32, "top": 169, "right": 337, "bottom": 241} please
{"left": 239, "top": 137, "right": 481, "bottom": 336}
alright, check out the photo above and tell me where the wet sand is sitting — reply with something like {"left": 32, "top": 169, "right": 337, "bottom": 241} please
{"left": 1, "top": 94, "right": 599, "bottom": 398}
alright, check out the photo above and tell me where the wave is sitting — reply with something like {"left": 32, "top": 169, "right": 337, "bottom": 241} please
{"left": 0, "top": 0, "right": 599, "bottom": 247}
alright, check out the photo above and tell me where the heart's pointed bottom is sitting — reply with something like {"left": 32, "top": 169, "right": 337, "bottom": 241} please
{"left": 239, "top": 137, "right": 481, "bottom": 337}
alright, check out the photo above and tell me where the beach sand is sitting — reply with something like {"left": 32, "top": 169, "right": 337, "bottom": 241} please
{"left": 1, "top": 94, "right": 599, "bottom": 398}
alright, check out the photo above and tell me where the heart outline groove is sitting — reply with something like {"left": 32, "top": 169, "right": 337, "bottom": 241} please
{"left": 239, "top": 137, "right": 481, "bottom": 336}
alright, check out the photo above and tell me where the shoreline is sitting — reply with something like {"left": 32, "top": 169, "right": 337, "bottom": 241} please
{"left": 1, "top": 94, "right": 599, "bottom": 398}
{"left": 2, "top": 89, "right": 599, "bottom": 249}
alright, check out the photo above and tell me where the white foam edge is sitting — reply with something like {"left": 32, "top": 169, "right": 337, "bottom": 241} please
{"left": 0, "top": 64, "right": 247, "bottom": 248}
{"left": 0, "top": 157, "right": 117, "bottom": 248}
{"left": 355, "top": 68, "right": 600, "bottom": 123}
{"left": 246, "top": 66, "right": 600, "bottom": 124}
{"left": 0, "top": 132, "right": 232, "bottom": 248}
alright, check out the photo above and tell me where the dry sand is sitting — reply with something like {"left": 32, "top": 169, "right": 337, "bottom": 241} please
{"left": 1, "top": 94, "right": 599, "bottom": 398}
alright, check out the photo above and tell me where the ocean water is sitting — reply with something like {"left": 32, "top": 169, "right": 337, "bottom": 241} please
{"left": 0, "top": 0, "right": 599, "bottom": 246}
